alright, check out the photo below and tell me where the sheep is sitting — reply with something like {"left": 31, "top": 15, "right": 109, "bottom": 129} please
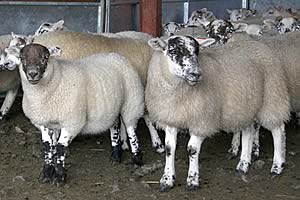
{"left": 9, "top": 30, "right": 165, "bottom": 154}
{"left": 162, "top": 22, "right": 184, "bottom": 37}
{"left": 0, "top": 33, "right": 32, "bottom": 121}
{"left": 34, "top": 20, "right": 66, "bottom": 36}
{"left": 145, "top": 35, "right": 290, "bottom": 191}
{"left": 186, "top": 8, "right": 216, "bottom": 27}
{"left": 16, "top": 43, "right": 145, "bottom": 186}
{"left": 227, "top": 31, "right": 300, "bottom": 159}
{"left": 227, "top": 8, "right": 256, "bottom": 22}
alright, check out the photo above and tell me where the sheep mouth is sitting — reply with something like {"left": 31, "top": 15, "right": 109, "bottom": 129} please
{"left": 27, "top": 79, "right": 40, "bottom": 85}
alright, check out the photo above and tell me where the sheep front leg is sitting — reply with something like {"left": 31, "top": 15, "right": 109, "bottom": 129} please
{"left": 0, "top": 87, "right": 19, "bottom": 121}
{"left": 159, "top": 126, "right": 177, "bottom": 192}
{"left": 252, "top": 122, "right": 261, "bottom": 161}
{"left": 40, "top": 126, "right": 56, "bottom": 183}
{"left": 127, "top": 126, "right": 143, "bottom": 165}
{"left": 110, "top": 118, "right": 122, "bottom": 162}
{"left": 186, "top": 134, "right": 205, "bottom": 191}
{"left": 236, "top": 124, "right": 256, "bottom": 174}
{"left": 53, "top": 128, "right": 74, "bottom": 186}
{"left": 270, "top": 124, "right": 286, "bottom": 175}
{"left": 144, "top": 114, "right": 164, "bottom": 153}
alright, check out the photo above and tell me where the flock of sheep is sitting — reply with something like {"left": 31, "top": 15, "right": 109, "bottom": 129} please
{"left": 0, "top": 4, "right": 299, "bottom": 193}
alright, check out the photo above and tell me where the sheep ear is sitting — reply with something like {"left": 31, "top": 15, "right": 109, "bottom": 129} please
{"left": 148, "top": 38, "right": 167, "bottom": 51}
{"left": 195, "top": 38, "right": 215, "bottom": 48}
{"left": 226, "top": 9, "right": 232, "bottom": 14}
{"left": 53, "top": 20, "right": 65, "bottom": 29}
{"left": 205, "top": 11, "right": 214, "bottom": 18}
{"left": 233, "top": 23, "right": 248, "bottom": 32}
{"left": 11, "top": 32, "right": 18, "bottom": 38}
{"left": 201, "top": 8, "right": 208, "bottom": 12}
{"left": 48, "top": 46, "right": 62, "bottom": 57}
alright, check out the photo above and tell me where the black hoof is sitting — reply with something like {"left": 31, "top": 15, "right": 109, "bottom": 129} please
{"left": 159, "top": 183, "right": 173, "bottom": 192}
{"left": 53, "top": 164, "right": 66, "bottom": 187}
{"left": 40, "top": 164, "right": 55, "bottom": 183}
{"left": 111, "top": 145, "right": 123, "bottom": 163}
{"left": 186, "top": 184, "right": 200, "bottom": 191}
{"left": 132, "top": 152, "right": 143, "bottom": 166}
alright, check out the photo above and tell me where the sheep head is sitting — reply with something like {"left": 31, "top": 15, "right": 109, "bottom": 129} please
{"left": 207, "top": 19, "right": 234, "bottom": 44}
{"left": 162, "top": 22, "right": 184, "bottom": 37}
{"left": 148, "top": 36, "right": 215, "bottom": 86}
{"left": 19, "top": 44, "right": 50, "bottom": 84}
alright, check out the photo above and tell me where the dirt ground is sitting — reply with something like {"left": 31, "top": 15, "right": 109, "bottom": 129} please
{"left": 0, "top": 97, "right": 299, "bottom": 200}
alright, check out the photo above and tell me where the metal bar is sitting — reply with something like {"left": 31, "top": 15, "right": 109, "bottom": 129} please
{"left": 105, "top": 0, "right": 110, "bottom": 32}
{"left": 242, "top": 0, "right": 247, "bottom": 8}
{"left": 97, "top": 0, "right": 102, "bottom": 33}
{"left": 110, "top": 1, "right": 139, "bottom": 6}
{"left": 183, "top": 1, "right": 189, "bottom": 23}
{"left": 0, "top": 1, "right": 101, "bottom": 6}
{"left": 101, "top": 0, "right": 106, "bottom": 32}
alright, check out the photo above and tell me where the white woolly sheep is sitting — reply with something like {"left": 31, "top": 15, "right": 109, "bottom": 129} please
{"left": 227, "top": 31, "right": 300, "bottom": 159}
{"left": 11, "top": 31, "right": 165, "bottom": 154}
{"left": 0, "top": 33, "right": 32, "bottom": 121}
{"left": 17, "top": 43, "right": 145, "bottom": 186}
{"left": 146, "top": 35, "right": 290, "bottom": 192}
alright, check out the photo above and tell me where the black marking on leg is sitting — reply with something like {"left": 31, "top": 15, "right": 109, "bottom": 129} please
{"left": 165, "top": 145, "right": 171, "bottom": 157}
{"left": 40, "top": 141, "right": 55, "bottom": 183}
{"left": 111, "top": 143, "right": 123, "bottom": 163}
{"left": 53, "top": 143, "right": 66, "bottom": 187}
{"left": 187, "top": 146, "right": 197, "bottom": 156}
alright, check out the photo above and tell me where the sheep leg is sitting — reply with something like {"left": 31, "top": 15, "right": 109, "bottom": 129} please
{"left": 144, "top": 114, "right": 165, "bottom": 153}
{"left": 120, "top": 121, "right": 129, "bottom": 150}
{"left": 127, "top": 126, "right": 143, "bottom": 165}
{"left": 236, "top": 124, "right": 256, "bottom": 174}
{"left": 227, "top": 131, "right": 241, "bottom": 160}
{"left": 0, "top": 86, "right": 19, "bottom": 120}
{"left": 40, "top": 126, "right": 56, "bottom": 183}
{"left": 252, "top": 122, "right": 260, "bottom": 161}
{"left": 186, "top": 134, "right": 205, "bottom": 191}
{"left": 159, "top": 126, "right": 177, "bottom": 192}
{"left": 110, "top": 118, "right": 122, "bottom": 163}
{"left": 270, "top": 124, "right": 286, "bottom": 175}
{"left": 53, "top": 128, "right": 74, "bottom": 186}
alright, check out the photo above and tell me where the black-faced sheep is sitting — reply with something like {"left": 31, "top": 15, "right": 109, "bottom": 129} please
{"left": 18, "top": 43, "right": 145, "bottom": 186}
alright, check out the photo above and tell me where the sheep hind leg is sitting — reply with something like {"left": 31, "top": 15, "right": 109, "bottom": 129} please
{"left": 270, "top": 124, "right": 286, "bottom": 176}
{"left": 110, "top": 118, "right": 123, "bottom": 163}
{"left": 127, "top": 125, "right": 143, "bottom": 166}
{"left": 0, "top": 86, "right": 19, "bottom": 121}
{"left": 40, "top": 126, "right": 56, "bottom": 183}
{"left": 186, "top": 133, "right": 205, "bottom": 191}
{"left": 227, "top": 131, "right": 241, "bottom": 160}
{"left": 236, "top": 124, "right": 256, "bottom": 175}
{"left": 159, "top": 126, "right": 177, "bottom": 192}
{"left": 144, "top": 114, "right": 165, "bottom": 153}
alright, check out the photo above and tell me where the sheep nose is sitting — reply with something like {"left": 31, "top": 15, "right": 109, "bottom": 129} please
{"left": 28, "top": 71, "right": 38, "bottom": 79}
{"left": 190, "top": 72, "right": 201, "bottom": 80}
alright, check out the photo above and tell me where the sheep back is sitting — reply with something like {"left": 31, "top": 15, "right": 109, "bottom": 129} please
{"left": 33, "top": 31, "right": 153, "bottom": 86}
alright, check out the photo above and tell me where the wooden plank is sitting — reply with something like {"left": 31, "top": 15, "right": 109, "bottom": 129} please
{"left": 140, "top": 0, "right": 162, "bottom": 37}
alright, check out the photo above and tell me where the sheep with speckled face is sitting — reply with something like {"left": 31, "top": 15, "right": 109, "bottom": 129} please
{"left": 18, "top": 43, "right": 144, "bottom": 186}
{"left": 145, "top": 35, "right": 290, "bottom": 192}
